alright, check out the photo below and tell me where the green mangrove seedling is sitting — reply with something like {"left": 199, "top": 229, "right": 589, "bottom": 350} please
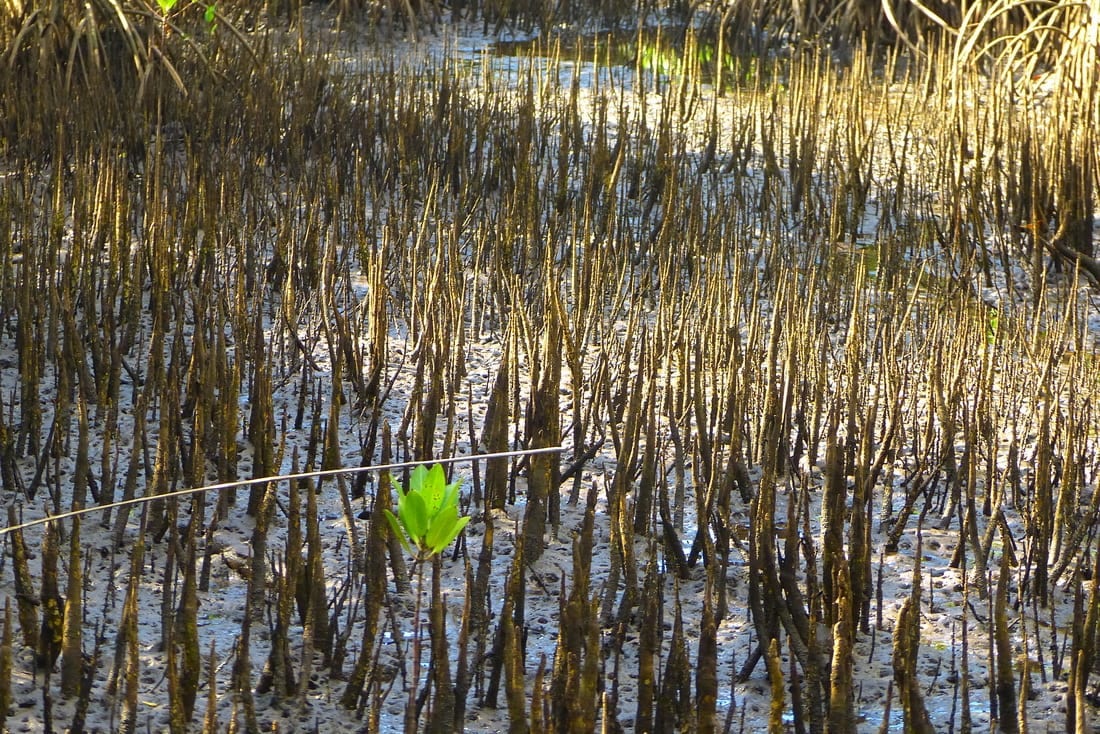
{"left": 384, "top": 464, "right": 470, "bottom": 561}
{"left": 383, "top": 464, "right": 469, "bottom": 732}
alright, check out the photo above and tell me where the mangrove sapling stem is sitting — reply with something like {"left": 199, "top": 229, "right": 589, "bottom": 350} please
{"left": 404, "top": 559, "right": 426, "bottom": 734}
{"left": 425, "top": 555, "right": 457, "bottom": 732}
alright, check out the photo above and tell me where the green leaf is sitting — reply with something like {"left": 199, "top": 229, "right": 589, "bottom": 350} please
{"left": 395, "top": 492, "right": 406, "bottom": 530}
{"left": 431, "top": 515, "right": 471, "bottom": 555}
{"left": 400, "top": 489, "right": 428, "bottom": 544}
{"left": 425, "top": 504, "right": 459, "bottom": 553}
{"left": 441, "top": 479, "right": 461, "bottom": 511}
{"left": 204, "top": 4, "right": 216, "bottom": 24}
{"left": 408, "top": 465, "right": 429, "bottom": 494}
{"left": 156, "top": 0, "right": 179, "bottom": 14}
{"left": 422, "top": 464, "right": 447, "bottom": 515}
{"left": 383, "top": 509, "right": 412, "bottom": 554}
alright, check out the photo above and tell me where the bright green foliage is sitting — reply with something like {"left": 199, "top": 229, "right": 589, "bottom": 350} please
{"left": 155, "top": 0, "right": 217, "bottom": 30}
{"left": 384, "top": 464, "right": 471, "bottom": 560}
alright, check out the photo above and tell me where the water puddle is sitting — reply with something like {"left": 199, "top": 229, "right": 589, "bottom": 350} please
{"left": 480, "top": 26, "right": 773, "bottom": 91}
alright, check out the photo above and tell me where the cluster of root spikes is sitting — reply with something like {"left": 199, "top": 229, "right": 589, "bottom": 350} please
{"left": 1, "top": 4, "right": 1099, "bottom": 732}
